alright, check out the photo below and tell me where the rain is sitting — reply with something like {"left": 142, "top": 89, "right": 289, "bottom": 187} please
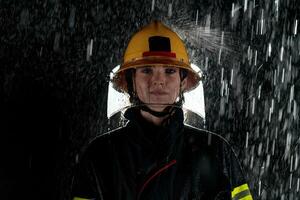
{"left": 0, "top": 0, "right": 299, "bottom": 199}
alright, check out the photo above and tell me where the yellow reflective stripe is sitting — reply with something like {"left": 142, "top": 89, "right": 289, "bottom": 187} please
{"left": 73, "top": 197, "right": 91, "bottom": 200}
{"left": 240, "top": 195, "right": 253, "bottom": 200}
{"left": 231, "top": 183, "right": 253, "bottom": 200}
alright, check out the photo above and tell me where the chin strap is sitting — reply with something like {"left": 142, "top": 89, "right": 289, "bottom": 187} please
{"left": 136, "top": 99, "right": 182, "bottom": 118}
{"left": 139, "top": 105, "right": 173, "bottom": 118}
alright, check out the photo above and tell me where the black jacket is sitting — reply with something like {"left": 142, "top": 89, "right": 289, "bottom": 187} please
{"left": 72, "top": 108, "right": 252, "bottom": 200}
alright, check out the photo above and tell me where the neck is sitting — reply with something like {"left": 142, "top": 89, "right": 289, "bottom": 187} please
{"left": 140, "top": 110, "right": 168, "bottom": 126}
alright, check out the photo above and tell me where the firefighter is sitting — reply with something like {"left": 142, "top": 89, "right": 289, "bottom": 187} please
{"left": 71, "top": 21, "right": 253, "bottom": 200}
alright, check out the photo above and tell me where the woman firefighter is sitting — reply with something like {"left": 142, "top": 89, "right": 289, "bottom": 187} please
{"left": 71, "top": 21, "right": 253, "bottom": 200}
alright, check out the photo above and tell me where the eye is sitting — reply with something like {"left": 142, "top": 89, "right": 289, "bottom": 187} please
{"left": 165, "top": 67, "right": 177, "bottom": 74}
{"left": 141, "top": 67, "right": 153, "bottom": 74}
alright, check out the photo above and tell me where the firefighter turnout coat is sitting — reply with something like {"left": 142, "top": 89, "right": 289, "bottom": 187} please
{"left": 72, "top": 107, "right": 252, "bottom": 200}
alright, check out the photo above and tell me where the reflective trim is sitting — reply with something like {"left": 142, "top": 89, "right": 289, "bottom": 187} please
{"left": 231, "top": 184, "right": 253, "bottom": 200}
{"left": 73, "top": 197, "right": 93, "bottom": 200}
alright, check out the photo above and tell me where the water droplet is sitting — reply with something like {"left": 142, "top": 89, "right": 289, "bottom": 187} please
{"left": 168, "top": 3, "right": 172, "bottom": 17}
{"left": 151, "top": 0, "right": 155, "bottom": 12}
{"left": 294, "top": 19, "right": 298, "bottom": 36}
{"left": 244, "top": 0, "right": 248, "bottom": 12}
{"left": 196, "top": 10, "right": 199, "bottom": 25}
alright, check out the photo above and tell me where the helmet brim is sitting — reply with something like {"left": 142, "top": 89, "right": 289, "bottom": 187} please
{"left": 112, "top": 56, "right": 201, "bottom": 93}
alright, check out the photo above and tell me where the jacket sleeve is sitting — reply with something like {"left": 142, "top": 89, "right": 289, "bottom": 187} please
{"left": 222, "top": 141, "right": 253, "bottom": 200}
{"left": 71, "top": 151, "right": 103, "bottom": 200}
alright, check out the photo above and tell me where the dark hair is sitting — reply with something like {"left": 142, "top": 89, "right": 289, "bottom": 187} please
{"left": 180, "top": 69, "right": 188, "bottom": 81}
{"left": 125, "top": 68, "right": 137, "bottom": 103}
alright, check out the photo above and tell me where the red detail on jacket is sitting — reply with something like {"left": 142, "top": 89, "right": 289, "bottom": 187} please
{"left": 137, "top": 159, "right": 177, "bottom": 199}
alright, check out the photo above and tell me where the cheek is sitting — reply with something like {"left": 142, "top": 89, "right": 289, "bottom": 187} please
{"left": 168, "top": 78, "right": 181, "bottom": 97}
{"left": 135, "top": 77, "right": 149, "bottom": 100}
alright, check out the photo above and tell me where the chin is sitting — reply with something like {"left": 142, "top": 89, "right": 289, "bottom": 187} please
{"left": 147, "top": 103, "right": 170, "bottom": 112}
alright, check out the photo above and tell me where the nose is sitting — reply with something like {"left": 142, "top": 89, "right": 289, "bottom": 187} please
{"left": 151, "top": 70, "right": 165, "bottom": 86}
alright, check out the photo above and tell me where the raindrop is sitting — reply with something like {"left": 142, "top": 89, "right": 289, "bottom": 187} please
{"left": 277, "top": 89, "right": 281, "bottom": 103}
{"left": 244, "top": 0, "right": 248, "bottom": 12}
{"left": 220, "top": 80, "right": 224, "bottom": 97}
{"left": 196, "top": 10, "right": 199, "bottom": 25}
{"left": 281, "top": 68, "right": 285, "bottom": 83}
{"left": 289, "top": 84, "right": 294, "bottom": 103}
{"left": 293, "top": 100, "right": 297, "bottom": 120}
{"left": 295, "top": 153, "right": 298, "bottom": 170}
{"left": 271, "top": 99, "right": 274, "bottom": 114}
{"left": 205, "top": 14, "right": 211, "bottom": 31}
{"left": 39, "top": 47, "right": 43, "bottom": 57}
{"left": 75, "top": 154, "right": 79, "bottom": 164}
{"left": 225, "top": 81, "right": 229, "bottom": 97}
{"left": 221, "top": 31, "right": 224, "bottom": 45}
{"left": 205, "top": 57, "right": 209, "bottom": 71}
{"left": 297, "top": 178, "right": 300, "bottom": 192}
{"left": 284, "top": 132, "right": 292, "bottom": 160}
{"left": 251, "top": 97, "right": 255, "bottom": 115}
{"left": 289, "top": 173, "right": 293, "bottom": 189}
{"left": 259, "top": 179, "right": 262, "bottom": 196}
{"left": 254, "top": 50, "right": 258, "bottom": 66}
{"left": 250, "top": 155, "right": 254, "bottom": 169}
{"left": 245, "top": 131, "right": 249, "bottom": 149}
{"left": 288, "top": 56, "right": 292, "bottom": 71}
{"left": 275, "top": 0, "right": 279, "bottom": 21}
{"left": 231, "top": 3, "right": 235, "bottom": 18}
{"left": 294, "top": 19, "right": 298, "bottom": 36}
{"left": 268, "top": 107, "right": 272, "bottom": 122}
{"left": 278, "top": 108, "right": 283, "bottom": 122}
{"left": 248, "top": 1, "right": 253, "bottom": 20}
{"left": 151, "top": 0, "right": 155, "bottom": 12}
{"left": 290, "top": 155, "right": 294, "bottom": 172}
{"left": 280, "top": 46, "right": 284, "bottom": 61}
{"left": 230, "top": 68, "right": 234, "bottom": 85}
{"left": 168, "top": 3, "right": 172, "bottom": 17}
{"left": 268, "top": 43, "right": 272, "bottom": 57}
{"left": 258, "top": 85, "right": 261, "bottom": 99}
{"left": 258, "top": 142, "right": 262, "bottom": 156}
{"left": 218, "top": 48, "right": 222, "bottom": 65}
{"left": 247, "top": 45, "right": 251, "bottom": 61}
{"left": 260, "top": 9, "right": 264, "bottom": 35}
{"left": 221, "top": 67, "right": 224, "bottom": 81}
{"left": 86, "top": 39, "right": 94, "bottom": 61}
{"left": 266, "top": 154, "right": 270, "bottom": 168}
{"left": 53, "top": 32, "right": 61, "bottom": 52}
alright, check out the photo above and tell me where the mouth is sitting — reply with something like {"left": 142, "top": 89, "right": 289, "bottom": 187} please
{"left": 150, "top": 91, "right": 168, "bottom": 95}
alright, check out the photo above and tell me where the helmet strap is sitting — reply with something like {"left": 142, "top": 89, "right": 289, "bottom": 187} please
{"left": 140, "top": 104, "right": 173, "bottom": 118}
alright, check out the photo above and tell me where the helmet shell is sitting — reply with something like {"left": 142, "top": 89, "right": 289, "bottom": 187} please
{"left": 112, "top": 21, "right": 201, "bottom": 93}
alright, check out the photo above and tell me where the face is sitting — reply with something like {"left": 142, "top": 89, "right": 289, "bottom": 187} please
{"left": 134, "top": 65, "right": 187, "bottom": 112}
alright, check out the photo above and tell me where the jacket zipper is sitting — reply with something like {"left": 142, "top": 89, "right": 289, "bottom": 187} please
{"left": 137, "top": 159, "right": 177, "bottom": 199}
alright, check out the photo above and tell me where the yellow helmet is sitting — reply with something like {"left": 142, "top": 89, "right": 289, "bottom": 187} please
{"left": 112, "top": 20, "right": 201, "bottom": 93}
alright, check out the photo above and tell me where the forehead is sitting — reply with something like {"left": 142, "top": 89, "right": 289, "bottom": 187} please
{"left": 135, "top": 65, "right": 179, "bottom": 70}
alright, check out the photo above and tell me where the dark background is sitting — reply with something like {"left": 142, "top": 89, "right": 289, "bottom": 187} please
{"left": 1, "top": 0, "right": 299, "bottom": 199}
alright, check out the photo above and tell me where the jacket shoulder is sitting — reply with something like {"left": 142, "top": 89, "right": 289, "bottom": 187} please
{"left": 183, "top": 124, "right": 231, "bottom": 148}
{"left": 82, "top": 126, "right": 129, "bottom": 159}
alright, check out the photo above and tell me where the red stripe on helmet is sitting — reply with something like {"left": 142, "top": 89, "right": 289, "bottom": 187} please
{"left": 142, "top": 51, "right": 176, "bottom": 58}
